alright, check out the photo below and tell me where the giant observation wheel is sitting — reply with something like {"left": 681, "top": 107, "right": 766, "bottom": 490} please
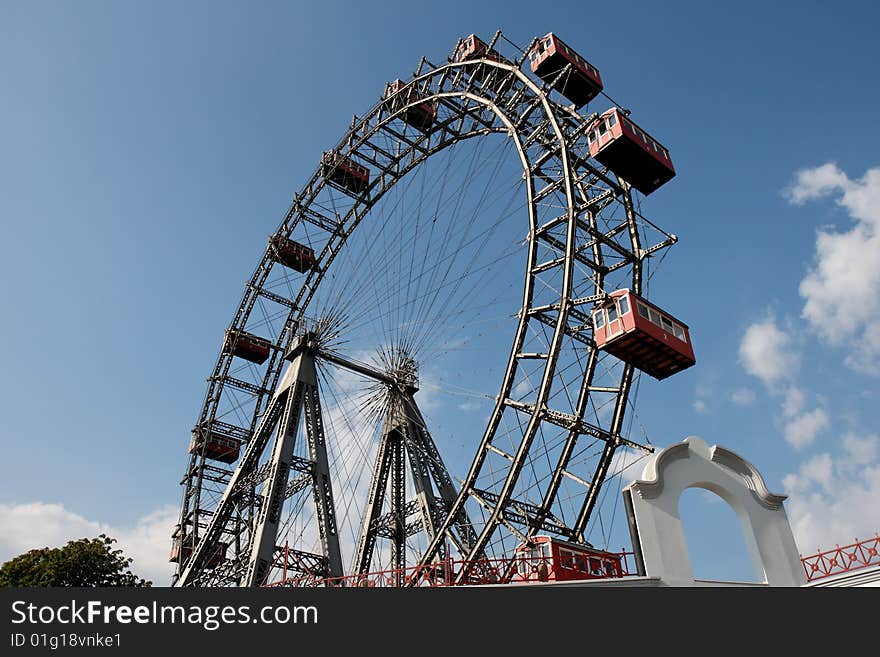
{"left": 172, "top": 31, "right": 686, "bottom": 587}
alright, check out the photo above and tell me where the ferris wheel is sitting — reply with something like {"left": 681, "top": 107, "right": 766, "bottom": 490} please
{"left": 171, "top": 30, "right": 694, "bottom": 587}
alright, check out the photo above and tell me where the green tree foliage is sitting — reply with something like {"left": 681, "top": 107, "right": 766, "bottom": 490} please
{"left": 0, "top": 534, "right": 151, "bottom": 587}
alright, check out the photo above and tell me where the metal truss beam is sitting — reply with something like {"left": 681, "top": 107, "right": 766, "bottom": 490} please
{"left": 177, "top": 338, "right": 343, "bottom": 587}
{"left": 352, "top": 388, "right": 474, "bottom": 580}
{"left": 470, "top": 488, "right": 572, "bottom": 537}
{"left": 503, "top": 398, "right": 651, "bottom": 452}
{"left": 242, "top": 340, "right": 343, "bottom": 586}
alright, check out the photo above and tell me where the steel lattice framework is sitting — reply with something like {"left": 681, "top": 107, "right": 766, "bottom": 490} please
{"left": 173, "top": 31, "right": 678, "bottom": 587}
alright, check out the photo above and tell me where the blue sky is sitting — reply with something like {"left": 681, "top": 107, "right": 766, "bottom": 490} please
{"left": 2, "top": 0, "right": 879, "bottom": 584}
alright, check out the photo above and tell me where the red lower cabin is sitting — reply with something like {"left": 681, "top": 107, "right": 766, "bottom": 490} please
{"left": 321, "top": 151, "right": 370, "bottom": 195}
{"left": 168, "top": 535, "right": 228, "bottom": 569}
{"left": 512, "top": 536, "right": 624, "bottom": 582}
{"left": 588, "top": 108, "right": 675, "bottom": 195}
{"left": 592, "top": 289, "right": 695, "bottom": 380}
{"left": 383, "top": 80, "right": 436, "bottom": 131}
{"left": 223, "top": 329, "right": 272, "bottom": 365}
{"left": 189, "top": 428, "right": 241, "bottom": 464}
{"left": 529, "top": 33, "right": 603, "bottom": 108}
{"left": 270, "top": 235, "right": 315, "bottom": 273}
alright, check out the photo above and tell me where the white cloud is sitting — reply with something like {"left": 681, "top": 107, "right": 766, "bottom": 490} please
{"left": 780, "top": 386, "right": 829, "bottom": 450}
{"left": 842, "top": 433, "right": 879, "bottom": 465}
{"left": 787, "top": 163, "right": 880, "bottom": 374}
{"left": 783, "top": 453, "right": 834, "bottom": 495}
{"left": 0, "top": 502, "right": 178, "bottom": 585}
{"left": 692, "top": 380, "right": 715, "bottom": 415}
{"left": 784, "top": 162, "right": 851, "bottom": 204}
{"left": 782, "top": 386, "right": 806, "bottom": 418}
{"left": 783, "top": 408, "right": 829, "bottom": 450}
{"left": 738, "top": 322, "right": 829, "bottom": 450}
{"left": 739, "top": 317, "right": 800, "bottom": 387}
{"left": 734, "top": 164, "right": 880, "bottom": 554}
{"left": 114, "top": 507, "right": 180, "bottom": 586}
{"left": 783, "top": 434, "right": 880, "bottom": 555}
{"left": 730, "top": 387, "right": 756, "bottom": 406}
{"left": 610, "top": 449, "right": 650, "bottom": 487}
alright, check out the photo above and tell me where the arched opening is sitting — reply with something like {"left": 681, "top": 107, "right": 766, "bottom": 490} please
{"left": 678, "top": 487, "right": 765, "bottom": 583}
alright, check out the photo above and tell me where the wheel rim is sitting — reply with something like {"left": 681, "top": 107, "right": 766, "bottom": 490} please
{"left": 174, "top": 36, "right": 676, "bottom": 586}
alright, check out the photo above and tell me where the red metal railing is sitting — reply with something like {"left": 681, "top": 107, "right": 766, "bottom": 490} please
{"left": 800, "top": 534, "right": 880, "bottom": 582}
{"left": 263, "top": 532, "right": 880, "bottom": 585}
{"left": 264, "top": 547, "right": 635, "bottom": 588}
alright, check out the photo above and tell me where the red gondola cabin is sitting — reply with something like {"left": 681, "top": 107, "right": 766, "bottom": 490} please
{"left": 453, "top": 34, "right": 509, "bottom": 65}
{"left": 383, "top": 80, "right": 436, "bottom": 131}
{"left": 168, "top": 534, "right": 228, "bottom": 569}
{"left": 270, "top": 236, "right": 315, "bottom": 273}
{"left": 321, "top": 151, "right": 370, "bottom": 195}
{"left": 223, "top": 329, "right": 272, "bottom": 365}
{"left": 189, "top": 428, "right": 241, "bottom": 464}
{"left": 513, "top": 536, "right": 624, "bottom": 582}
{"left": 453, "top": 34, "right": 512, "bottom": 84}
{"left": 587, "top": 108, "right": 675, "bottom": 195}
{"left": 529, "top": 33, "right": 603, "bottom": 108}
{"left": 592, "top": 289, "right": 695, "bottom": 380}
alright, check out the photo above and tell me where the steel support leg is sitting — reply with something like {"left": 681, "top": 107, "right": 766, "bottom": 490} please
{"left": 303, "top": 385, "right": 344, "bottom": 579}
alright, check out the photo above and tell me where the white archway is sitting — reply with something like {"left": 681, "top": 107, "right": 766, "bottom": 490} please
{"left": 623, "top": 436, "right": 805, "bottom": 586}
